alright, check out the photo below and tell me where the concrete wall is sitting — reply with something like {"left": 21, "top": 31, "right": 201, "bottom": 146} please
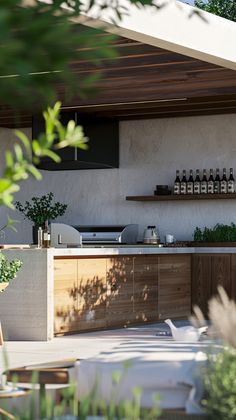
{"left": 1, "top": 113, "right": 236, "bottom": 244}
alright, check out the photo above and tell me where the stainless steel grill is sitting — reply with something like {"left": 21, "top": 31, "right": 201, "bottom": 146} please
{"left": 50, "top": 223, "right": 139, "bottom": 247}
{"left": 73, "top": 224, "right": 138, "bottom": 244}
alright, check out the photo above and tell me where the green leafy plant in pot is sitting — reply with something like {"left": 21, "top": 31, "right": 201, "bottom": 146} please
{"left": 0, "top": 253, "right": 22, "bottom": 292}
{"left": 15, "top": 192, "right": 68, "bottom": 244}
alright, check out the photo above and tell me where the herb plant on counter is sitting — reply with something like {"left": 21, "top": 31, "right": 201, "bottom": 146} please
{"left": 193, "top": 223, "right": 236, "bottom": 242}
{"left": 15, "top": 192, "right": 67, "bottom": 227}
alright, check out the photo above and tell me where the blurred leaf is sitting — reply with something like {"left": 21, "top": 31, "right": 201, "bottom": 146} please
{"left": 0, "top": 179, "right": 12, "bottom": 193}
{"left": 5, "top": 150, "right": 14, "bottom": 168}
{"left": 14, "top": 143, "right": 23, "bottom": 161}
{"left": 14, "top": 130, "right": 31, "bottom": 156}
{"left": 26, "top": 164, "right": 42, "bottom": 180}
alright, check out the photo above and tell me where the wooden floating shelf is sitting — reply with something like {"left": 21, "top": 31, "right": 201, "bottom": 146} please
{"left": 126, "top": 193, "right": 236, "bottom": 201}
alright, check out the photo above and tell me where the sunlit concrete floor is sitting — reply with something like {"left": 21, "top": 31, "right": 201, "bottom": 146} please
{"left": 1, "top": 321, "right": 192, "bottom": 372}
{"left": 0, "top": 321, "right": 214, "bottom": 417}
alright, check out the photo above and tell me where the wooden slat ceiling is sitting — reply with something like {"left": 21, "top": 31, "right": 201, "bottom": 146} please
{"left": 1, "top": 32, "right": 236, "bottom": 127}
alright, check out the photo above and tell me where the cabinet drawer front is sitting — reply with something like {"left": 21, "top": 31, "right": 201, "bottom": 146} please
{"left": 54, "top": 259, "right": 77, "bottom": 283}
{"left": 54, "top": 259, "right": 78, "bottom": 334}
{"left": 158, "top": 255, "right": 191, "bottom": 320}
{"left": 134, "top": 255, "right": 158, "bottom": 283}
{"left": 106, "top": 257, "right": 134, "bottom": 294}
{"left": 159, "top": 301, "right": 190, "bottom": 320}
{"left": 77, "top": 258, "right": 107, "bottom": 287}
{"left": 158, "top": 255, "right": 190, "bottom": 281}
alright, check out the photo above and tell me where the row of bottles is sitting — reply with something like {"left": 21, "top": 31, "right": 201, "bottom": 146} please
{"left": 174, "top": 168, "right": 235, "bottom": 195}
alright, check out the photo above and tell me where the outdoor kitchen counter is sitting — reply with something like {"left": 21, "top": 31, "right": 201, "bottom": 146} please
{"left": 1, "top": 247, "right": 236, "bottom": 341}
{"left": 52, "top": 246, "right": 236, "bottom": 255}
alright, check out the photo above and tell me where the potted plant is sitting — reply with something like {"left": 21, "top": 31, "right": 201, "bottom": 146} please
{"left": 0, "top": 253, "right": 22, "bottom": 292}
{"left": 193, "top": 223, "right": 236, "bottom": 246}
{"left": 15, "top": 192, "right": 68, "bottom": 243}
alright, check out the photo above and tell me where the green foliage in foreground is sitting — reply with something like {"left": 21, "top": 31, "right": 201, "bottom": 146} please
{"left": 193, "top": 223, "right": 236, "bottom": 242}
{"left": 0, "top": 1, "right": 118, "bottom": 111}
{"left": 0, "top": 0, "right": 159, "bottom": 112}
{"left": 0, "top": 253, "right": 22, "bottom": 283}
{"left": 194, "top": 0, "right": 236, "bottom": 22}
{"left": 2, "top": 377, "right": 161, "bottom": 420}
{"left": 203, "top": 348, "right": 236, "bottom": 419}
{"left": 0, "top": 102, "right": 88, "bottom": 208}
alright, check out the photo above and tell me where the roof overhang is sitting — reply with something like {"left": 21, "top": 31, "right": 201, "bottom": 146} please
{"left": 2, "top": 0, "right": 236, "bottom": 127}
{"left": 77, "top": 0, "right": 236, "bottom": 71}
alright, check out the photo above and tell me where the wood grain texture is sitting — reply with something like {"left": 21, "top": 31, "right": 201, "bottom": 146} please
{"left": 192, "top": 254, "right": 233, "bottom": 317}
{"left": 191, "top": 255, "right": 212, "bottom": 317}
{"left": 77, "top": 258, "right": 107, "bottom": 330}
{"left": 211, "top": 255, "right": 231, "bottom": 297}
{"left": 106, "top": 256, "right": 135, "bottom": 327}
{"left": 54, "top": 259, "right": 78, "bottom": 334}
{"left": 133, "top": 255, "right": 158, "bottom": 323}
{"left": 158, "top": 255, "right": 191, "bottom": 319}
{"left": 3, "top": 31, "right": 236, "bottom": 127}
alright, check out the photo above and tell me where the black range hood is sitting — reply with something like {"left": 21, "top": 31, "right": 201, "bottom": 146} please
{"left": 32, "top": 112, "right": 119, "bottom": 170}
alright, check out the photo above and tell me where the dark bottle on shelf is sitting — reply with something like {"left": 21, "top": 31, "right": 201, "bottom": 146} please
{"left": 227, "top": 168, "right": 235, "bottom": 193}
{"left": 194, "top": 169, "right": 201, "bottom": 194}
{"left": 180, "top": 169, "right": 187, "bottom": 194}
{"left": 187, "top": 169, "right": 194, "bottom": 194}
{"left": 207, "top": 168, "right": 214, "bottom": 194}
{"left": 200, "top": 169, "right": 207, "bottom": 194}
{"left": 214, "top": 168, "right": 220, "bottom": 194}
{"left": 173, "top": 170, "right": 181, "bottom": 195}
{"left": 220, "top": 168, "right": 227, "bottom": 194}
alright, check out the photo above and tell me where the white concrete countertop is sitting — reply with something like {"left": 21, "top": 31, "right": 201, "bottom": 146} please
{"left": 3, "top": 245, "right": 236, "bottom": 257}
{"left": 51, "top": 246, "right": 236, "bottom": 255}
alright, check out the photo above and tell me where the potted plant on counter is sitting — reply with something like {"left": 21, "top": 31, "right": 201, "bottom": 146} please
{"left": 193, "top": 223, "right": 236, "bottom": 246}
{"left": 0, "top": 253, "right": 22, "bottom": 292}
{"left": 15, "top": 192, "right": 68, "bottom": 244}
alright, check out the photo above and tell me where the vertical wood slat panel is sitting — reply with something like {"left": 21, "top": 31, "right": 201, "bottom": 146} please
{"left": 106, "top": 256, "right": 135, "bottom": 327}
{"left": 191, "top": 255, "right": 212, "bottom": 317}
{"left": 133, "top": 255, "right": 158, "bottom": 323}
{"left": 54, "top": 259, "right": 78, "bottom": 334}
{"left": 77, "top": 258, "right": 107, "bottom": 330}
{"left": 211, "top": 255, "right": 231, "bottom": 298}
{"left": 158, "top": 255, "right": 191, "bottom": 319}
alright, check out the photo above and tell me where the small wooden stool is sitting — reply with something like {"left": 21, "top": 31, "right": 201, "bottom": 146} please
{"left": 6, "top": 367, "right": 70, "bottom": 401}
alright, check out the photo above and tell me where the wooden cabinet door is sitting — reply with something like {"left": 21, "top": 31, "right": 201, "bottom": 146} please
{"left": 191, "top": 255, "right": 212, "bottom": 316}
{"left": 106, "top": 257, "right": 135, "bottom": 327}
{"left": 211, "top": 255, "right": 231, "bottom": 297}
{"left": 77, "top": 258, "right": 107, "bottom": 331}
{"left": 192, "top": 254, "right": 231, "bottom": 317}
{"left": 158, "top": 255, "right": 191, "bottom": 320}
{"left": 54, "top": 259, "right": 78, "bottom": 334}
{"left": 133, "top": 255, "right": 158, "bottom": 323}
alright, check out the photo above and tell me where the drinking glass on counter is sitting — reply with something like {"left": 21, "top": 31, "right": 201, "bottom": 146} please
{"left": 165, "top": 234, "right": 176, "bottom": 244}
